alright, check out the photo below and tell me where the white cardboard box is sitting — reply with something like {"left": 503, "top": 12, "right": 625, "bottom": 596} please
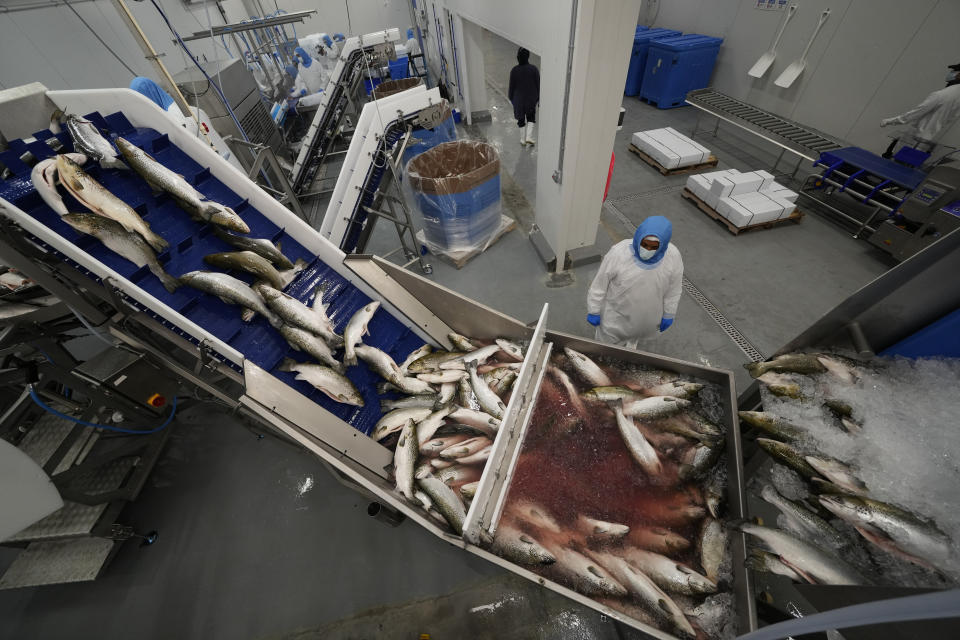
{"left": 766, "top": 187, "right": 799, "bottom": 203}
{"left": 632, "top": 132, "right": 685, "bottom": 169}
{"left": 645, "top": 129, "right": 704, "bottom": 167}
{"left": 717, "top": 197, "right": 757, "bottom": 227}
{"left": 687, "top": 174, "right": 711, "bottom": 200}
{"left": 753, "top": 169, "right": 776, "bottom": 191}
{"left": 727, "top": 172, "right": 764, "bottom": 196}
{"left": 772, "top": 197, "right": 797, "bottom": 217}
{"left": 661, "top": 127, "right": 712, "bottom": 163}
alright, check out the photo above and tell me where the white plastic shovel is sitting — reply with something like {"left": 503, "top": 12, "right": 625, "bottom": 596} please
{"left": 775, "top": 8, "right": 830, "bottom": 88}
{"left": 748, "top": 4, "right": 798, "bottom": 79}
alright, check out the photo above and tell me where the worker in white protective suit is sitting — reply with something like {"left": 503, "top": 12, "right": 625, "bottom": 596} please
{"left": 292, "top": 47, "right": 327, "bottom": 96}
{"left": 405, "top": 28, "right": 424, "bottom": 75}
{"left": 322, "top": 34, "right": 340, "bottom": 69}
{"left": 880, "top": 62, "right": 960, "bottom": 158}
{"left": 586, "top": 216, "right": 683, "bottom": 349}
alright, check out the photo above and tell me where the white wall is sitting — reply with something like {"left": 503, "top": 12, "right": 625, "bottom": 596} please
{"left": 0, "top": 0, "right": 228, "bottom": 91}
{"left": 0, "top": 0, "right": 413, "bottom": 92}
{"left": 642, "top": 0, "right": 960, "bottom": 155}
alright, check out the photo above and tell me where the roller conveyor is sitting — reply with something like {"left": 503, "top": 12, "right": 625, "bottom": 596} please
{"left": 686, "top": 88, "right": 842, "bottom": 161}
{"left": 290, "top": 29, "right": 401, "bottom": 193}
{"left": 0, "top": 88, "right": 756, "bottom": 638}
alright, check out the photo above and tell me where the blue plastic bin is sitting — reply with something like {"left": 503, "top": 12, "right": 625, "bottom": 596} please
{"left": 389, "top": 56, "right": 409, "bottom": 79}
{"left": 624, "top": 28, "right": 681, "bottom": 96}
{"left": 639, "top": 34, "right": 723, "bottom": 108}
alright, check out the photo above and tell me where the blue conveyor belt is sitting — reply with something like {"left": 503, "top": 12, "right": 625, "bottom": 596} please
{"left": 0, "top": 111, "right": 425, "bottom": 436}
{"left": 817, "top": 147, "right": 927, "bottom": 191}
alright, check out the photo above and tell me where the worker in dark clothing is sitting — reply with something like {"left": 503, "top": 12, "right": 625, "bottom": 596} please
{"left": 508, "top": 47, "right": 539, "bottom": 146}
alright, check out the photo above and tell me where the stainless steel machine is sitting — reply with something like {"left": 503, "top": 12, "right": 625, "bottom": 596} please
{"left": 867, "top": 165, "right": 960, "bottom": 261}
{"left": 0, "top": 86, "right": 755, "bottom": 637}
{"left": 173, "top": 57, "right": 281, "bottom": 152}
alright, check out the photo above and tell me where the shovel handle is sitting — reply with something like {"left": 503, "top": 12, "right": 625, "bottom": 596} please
{"left": 799, "top": 9, "right": 831, "bottom": 61}
{"left": 770, "top": 4, "right": 798, "bottom": 51}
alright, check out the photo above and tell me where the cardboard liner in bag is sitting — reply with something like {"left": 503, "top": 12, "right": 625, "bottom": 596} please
{"left": 407, "top": 140, "right": 500, "bottom": 196}
{"left": 371, "top": 77, "right": 424, "bottom": 100}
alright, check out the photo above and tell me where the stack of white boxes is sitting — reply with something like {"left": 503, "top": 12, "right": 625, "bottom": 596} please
{"left": 686, "top": 169, "right": 799, "bottom": 229}
{"left": 631, "top": 127, "right": 712, "bottom": 170}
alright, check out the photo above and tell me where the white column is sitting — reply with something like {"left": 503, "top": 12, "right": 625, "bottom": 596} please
{"left": 536, "top": 0, "right": 642, "bottom": 271}
{"left": 459, "top": 18, "right": 489, "bottom": 125}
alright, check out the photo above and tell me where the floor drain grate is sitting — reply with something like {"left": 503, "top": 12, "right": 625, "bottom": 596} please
{"left": 682, "top": 278, "right": 766, "bottom": 363}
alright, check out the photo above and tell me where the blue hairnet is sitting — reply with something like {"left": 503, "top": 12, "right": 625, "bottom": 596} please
{"left": 632, "top": 216, "right": 672, "bottom": 264}
{"left": 294, "top": 47, "right": 311, "bottom": 67}
{"left": 130, "top": 77, "right": 174, "bottom": 111}
{"left": 333, "top": 33, "right": 345, "bottom": 41}
{"left": 407, "top": 28, "right": 415, "bottom": 39}
{"left": 285, "top": 64, "right": 298, "bottom": 79}
{"left": 322, "top": 34, "right": 333, "bottom": 47}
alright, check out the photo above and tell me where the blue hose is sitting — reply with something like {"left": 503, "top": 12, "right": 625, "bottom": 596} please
{"left": 148, "top": 0, "right": 250, "bottom": 143}
{"left": 29, "top": 386, "right": 176, "bottom": 435}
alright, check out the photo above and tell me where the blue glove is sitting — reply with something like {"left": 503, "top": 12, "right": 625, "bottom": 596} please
{"left": 587, "top": 314, "right": 601, "bottom": 327}
{"left": 659, "top": 317, "right": 674, "bottom": 332}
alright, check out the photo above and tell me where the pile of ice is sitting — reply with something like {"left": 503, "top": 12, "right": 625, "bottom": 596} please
{"left": 758, "top": 354, "right": 960, "bottom": 587}
{"left": 631, "top": 127, "right": 712, "bottom": 169}
{"left": 686, "top": 169, "right": 798, "bottom": 229}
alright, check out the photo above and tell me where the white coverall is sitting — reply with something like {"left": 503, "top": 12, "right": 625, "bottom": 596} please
{"left": 586, "top": 239, "right": 684, "bottom": 349}
{"left": 882, "top": 84, "right": 960, "bottom": 144}
{"left": 294, "top": 59, "right": 328, "bottom": 96}
{"left": 406, "top": 37, "right": 424, "bottom": 74}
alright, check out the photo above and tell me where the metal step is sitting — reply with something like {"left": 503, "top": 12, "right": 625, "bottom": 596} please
{"left": 4, "top": 457, "right": 138, "bottom": 543}
{"left": 686, "top": 88, "right": 842, "bottom": 161}
{"left": 0, "top": 538, "right": 118, "bottom": 589}
{"left": 17, "top": 412, "right": 100, "bottom": 473}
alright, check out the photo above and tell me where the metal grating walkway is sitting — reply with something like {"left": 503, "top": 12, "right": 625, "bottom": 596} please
{"left": 686, "top": 88, "right": 843, "bottom": 161}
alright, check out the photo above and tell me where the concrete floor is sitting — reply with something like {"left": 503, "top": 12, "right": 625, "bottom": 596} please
{"left": 0, "top": 29, "right": 894, "bottom": 640}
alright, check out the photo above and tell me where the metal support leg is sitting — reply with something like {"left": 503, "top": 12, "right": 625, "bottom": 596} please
{"left": 228, "top": 138, "right": 305, "bottom": 220}
{"left": 773, "top": 148, "right": 786, "bottom": 173}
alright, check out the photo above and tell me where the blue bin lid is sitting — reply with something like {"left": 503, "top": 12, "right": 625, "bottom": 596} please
{"left": 649, "top": 34, "right": 723, "bottom": 50}
{"left": 634, "top": 28, "right": 681, "bottom": 42}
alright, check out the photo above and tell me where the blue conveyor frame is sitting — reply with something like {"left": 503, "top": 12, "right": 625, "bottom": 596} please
{"left": 0, "top": 108, "right": 424, "bottom": 437}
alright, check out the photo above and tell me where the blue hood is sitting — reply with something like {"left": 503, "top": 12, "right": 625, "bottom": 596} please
{"left": 322, "top": 34, "right": 333, "bottom": 47}
{"left": 407, "top": 28, "right": 415, "bottom": 40}
{"left": 295, "top": 47, "right": 312, "bottom": 67}
{"left": 632, "top": 216, "right": 672, "bottom": 265}
{"left": 130, "top": 77, "right": 174, "bottom": 111}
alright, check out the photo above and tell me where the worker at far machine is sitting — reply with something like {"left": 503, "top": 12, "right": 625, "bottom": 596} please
{"left": 321, "top": 34, "right": 340, "bottom": 71}
{"left": 405, "top": 28, "right": 424, "bottom": 76}
{"left": 586, "top": 216, "right": 683, "bottom": 350}
{"left": 508, "top": 47, "right": 539, "bottom": 146}
{"left": 293, "top": 47, "right": 327, "bottom": 96}
{"left": 880, "top": 62, "right": 960, "bottom": 158}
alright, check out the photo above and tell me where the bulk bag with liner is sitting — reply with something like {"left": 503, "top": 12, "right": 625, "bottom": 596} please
{"left": 407, "top": 140, "right": 501, "bottom": 253}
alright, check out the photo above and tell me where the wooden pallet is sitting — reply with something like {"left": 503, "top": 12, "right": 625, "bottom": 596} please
{"left": 628, "top": 144, "right": 719, "bottom": 176}
{"left": 680, "top": 188, "right": 804, "bottom": 236}
{"left": 416, "top": 215, "right": 517, "bottom": 269}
